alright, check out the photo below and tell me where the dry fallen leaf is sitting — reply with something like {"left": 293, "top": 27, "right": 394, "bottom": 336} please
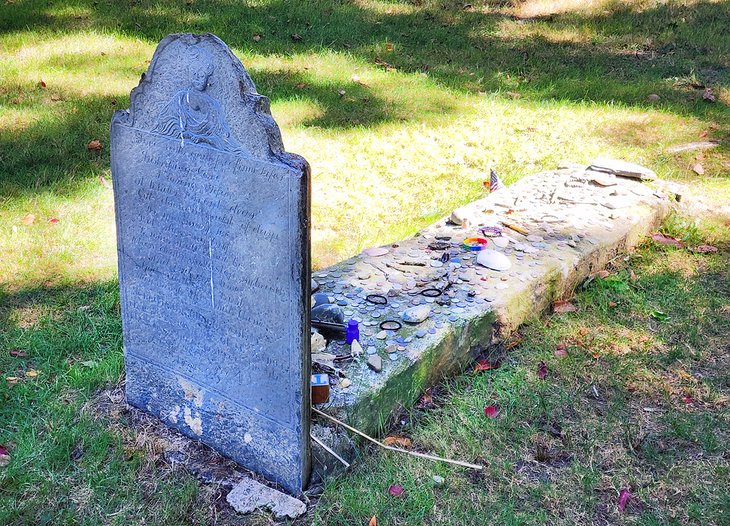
{"left": 474, "top": 359, "right": 495, "bottom": 372}
{"left": 384, "top": 42, "right": 394, "bottom": 52}
{"left": 99, "top": 175, "right": 111, "bottom": 188}
{"left": 554, "top": 343, "right": 568, "bottom": 358}
{"left": 629, "top": 269, "right": 638, "bottom": 281}
{"left": 506, "top": 91, "right": 521, "bottom": 99}
{"left": 651, "top": 233, "right": 684, "bottom": 248}
{"left": 484, "top": 404, "right": 500, "bottom": 418}
{"left": 252, "top": 34, "right": 262, "bottom": 42}
{"left": 87, "top": 140, "right": 103, "bottom": 151}
{"left": 9, "top": 349, "right": 27, "bottom": 358}
{"left": 6, "top": 377, "right": 20, "bottom": 385}
{"left": 552, "top": 300, "right": 578, "bottom": 313}
{"left": 537, "top": 361, "right": 548, "bottom": 380}
{"left": 383, "top": 436, "right": 412, "bottom": 449}
{"left": 618, "top": 488, "right": 632, "bottom": 512}
{"left": 368, "top": 515, "right": 377, "bottom": 526}
{"left": 416, "top": 388, "right": 434, "bottom": 409}
{"left": 48, "top": 218, "right": 60, "bottom": 224}
{"left": 38, "top": 79, "right": 46, "bottom": 88}
{"left": 692, "top": 162, "right": 705, "bottom": 175}
{"left": 388, "top": 484, "right": 404, "bottom": 497}
{"left": 702, "top": 88, "right": 716, "bottom": 102}
{"left": 25, "top": 369, "right": 39, "bottom": 378}
{"left": 21, "top": 213, "right": 36, "bottom": 225}
{"left": 694, "top": 244, "right": 718, "bottom": 253}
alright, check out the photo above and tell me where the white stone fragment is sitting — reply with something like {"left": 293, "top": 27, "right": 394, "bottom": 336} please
{"left": 226, "top": 478, "right": 306, "bottom": 519}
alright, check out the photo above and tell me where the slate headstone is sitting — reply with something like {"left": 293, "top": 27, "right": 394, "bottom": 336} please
{"left": 111, "top": 33, "right": 311, "bottom": 494}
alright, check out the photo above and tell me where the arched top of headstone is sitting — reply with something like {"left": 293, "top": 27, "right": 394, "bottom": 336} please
{"left": 113, "top": 33, "right": 300, "bottom": 167}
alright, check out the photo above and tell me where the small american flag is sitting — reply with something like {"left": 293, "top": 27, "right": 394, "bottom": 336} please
{"left": 489, "top": 169, "right": 506, "bottom": 193}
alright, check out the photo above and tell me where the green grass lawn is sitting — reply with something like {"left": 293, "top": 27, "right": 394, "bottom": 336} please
{"left": 1, "top": 0, "right": 729, "bottom": 524}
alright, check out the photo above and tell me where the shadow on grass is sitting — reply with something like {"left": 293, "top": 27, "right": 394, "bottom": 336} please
{"left": 0, "top": 0, "right": 728, "bottom": 194}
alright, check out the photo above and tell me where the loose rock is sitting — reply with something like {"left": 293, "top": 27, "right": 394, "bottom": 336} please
{"left": 226, "top": 478, "right": 306, "bottom": 519}
{"left": 402, "top": 305, "right": 431, "bottom": 324}
{"left": 367, "top": 355, "right": 383, "bottom": 372}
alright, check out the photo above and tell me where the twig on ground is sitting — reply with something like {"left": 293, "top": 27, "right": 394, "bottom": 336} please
{"left": 312, "top": 407, "right": 484, "bottom": 470}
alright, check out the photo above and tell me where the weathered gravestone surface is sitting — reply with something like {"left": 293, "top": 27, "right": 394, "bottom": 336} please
{"left": 110, "top": 33, "right": 311, "bottom": 494}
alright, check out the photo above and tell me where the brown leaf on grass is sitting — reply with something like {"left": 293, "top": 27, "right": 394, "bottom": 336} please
{"left": 651, "top": 233, "right": 684, "bottom": 248}
{"left": 554, "top": 343, "right": 568, "bottom": 358}
{"left": 484, "top": 404, "right": 500, "bottom": 418}
{"left": 38, "top": 79, "right": 46, "bottom": 88}
{"left": 290, "top": 33, "right": 302, "bottom": 42}
{"left": 552, "top": 300, "right": 577, "bottom": 313}
{"left": 699, "top": 130, "right": 708, "bottom": 139}
{"left": 388, "top": 484, "right": 404, "bottom": 497}
{"left": 25, "top": 369, "right": 39, "bottom": 378}
{"left": 9, "top": 349, "right": 27, "bottom": 358}
{"left": 474, "top": 359, "right": 495, "bottom": 372}
{"left": 5, "top": 377, "right": 20, "bottom": 385}
{"left": 87, "top": 140, "right": 102, "bottom": 151}
{"left": 618, "top": 488, "right": 632, "bottom": 512}
{"left": 416, "top": 388, "right": 434, "bottom": 409}
{"left": 630, "top": 269, "right": 638, "bottom": 281}
{"left": 252, "top": 34, "right": 262, "bottom": 42}
{"left": 702, "top": 88, "right": 716, "bottom": 102}
{"left": 694, "top": 244, "right": 718, "bottom": 253}
{"left": 384, "top": 42, "right": 394, "bottom": 52}
{"left": 505, "top": 336, "right": 523, "bottom": 350}
{"left": 608, "top": 301, "right": 618, "bottom": 308}
{"left": 383, "top": 436, "right": 412, "bottom": 449}
{"left": 295, "top": 82, "right": 307, "bottom": 90}
{"left": 48, "top": 218, "right": 59, "bottom": 224}
{"left": 99, "top": 175, "right": 111, "bottom": 188}
{"left": 368, "top": 515, "right": 377, "bottom": 526}
{"left": 21, "top": 213, "right": 35, "bottom": 225}
{"left": 0, "top": 444, "right": 10, "bottom": 467}
{"left": 692, "top": 162, "right": 705, "bottom": 175}
{"left": 506, "top": 91, "right": 521, "bottom": 99}
{"left": 537, "top": 361, "right": 548, "bottom": 380}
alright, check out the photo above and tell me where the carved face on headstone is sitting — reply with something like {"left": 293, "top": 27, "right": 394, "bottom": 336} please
{"left": 189, "top": 46, "right": 214, "bottom": 92}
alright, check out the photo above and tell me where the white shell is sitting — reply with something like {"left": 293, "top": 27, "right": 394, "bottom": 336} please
{"left": 476, "top": 249, "right": 512, "bottom": 271}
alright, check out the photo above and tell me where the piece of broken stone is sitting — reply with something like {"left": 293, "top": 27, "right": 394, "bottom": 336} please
{"left": 590, "top": 173, "right": 617, "bottom": 187}
{"left": 311, "top": 332, "right": 326, "bottom": 353}
{"left": 367, "top": 355, "right": 383, "bottom": 372}
{"left": 338, "top": 378, "right": 352, "bottom": 389}
{"left": 226, "top": 477, "right": 306, "bottom": 519}
{"left": 588, "top": 158, "right": 657, "bottom": 181}
{"left": 476, "top": 249, "right": 512, "bottom": 271}
{"left": 402, "top": 305, "right": 431, "bottom": 324}
{"left": 311, "top": 352, "right": 336, "bottom": 363}
{"left": 311, "top": 304, "right": 345, "bottom": 325}
{"left": 350, "top": 339, "right": 363, "bottom": 358}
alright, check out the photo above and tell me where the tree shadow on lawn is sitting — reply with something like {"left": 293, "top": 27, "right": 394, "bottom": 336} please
{"left": 1, "top": 0, "right": 728, "bottom": 192}
{"left": 4, "top": 0, "right": 728, "bottom": 107}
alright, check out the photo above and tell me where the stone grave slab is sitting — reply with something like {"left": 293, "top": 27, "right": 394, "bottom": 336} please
{"left": 111, "top": 33, "right": 311, "bottom": 494}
